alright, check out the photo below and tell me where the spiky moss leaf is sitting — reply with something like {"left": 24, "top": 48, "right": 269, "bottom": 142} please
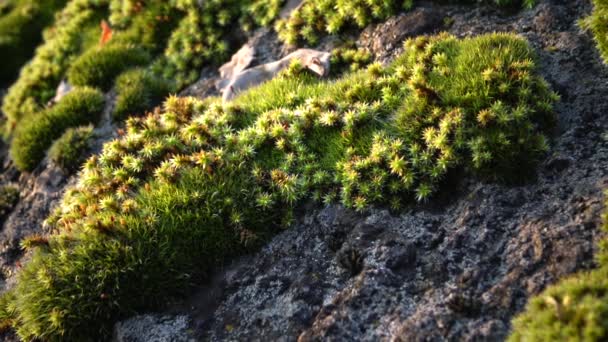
{"left": 0, "top": 0, "right": 67, "bottom": 84}
{"left": 11, "top": 87, "right": 104, "bottom": 171}
{"left": 49, "top": 125, "right": 96, "bottom": 173}
{"left": 1, "top": 0, "right": 109, "bottom": 134}
{"left": 394, "top": 33, "right": 557, "bottom": 182}
{"left": 67, "top": 44, "right": 151, "bottom": 91}
{"left": 113, "top": 68, "right": 170, "bottom": 121}
{"left": 6, "top": 33, "right": 557, "bottom": 340}
{"left": 581, "top": 0, "right": 608, "bottom": 64}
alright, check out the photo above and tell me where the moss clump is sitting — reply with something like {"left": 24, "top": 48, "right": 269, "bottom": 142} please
{"left": 329, "top": 46, "right": 372, "bottom": 76}
{"left": 49, "top": 125, "right": 96, "bottom": 173}
{"left": 1, "top": 0, "right": 107, "bottom": 134}
{"left": 67, "top": 44, "right": 151, "bottom": 91}
{"left": 581, "top": 0, "right": 608, "bottom": 64}
{"left": 2, "top": 33, "right": 557, "bottom": 341}
{"left": 10, "top": 87, "right": 104, "bottom": 171}
{"left": 275, "top": 0, "right": 535, "bottom": 45}
{"left": 509, "top": 192, "right": 608, "bottom": 341}
{"left": 113, "top": 68, "right": 170, "bottom": 121}
{"left": 0, "top": 185, "right": 19, "bottom": 222}
{"left": 0, "top": 0, "right": 67, "bottom": 84}
{"left": 510, "top": 267, "right": 608, "bottom": 341}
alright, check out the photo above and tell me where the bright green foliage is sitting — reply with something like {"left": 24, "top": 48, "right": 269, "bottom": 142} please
{"left": 1, "top": 33, "right": 557, "bottom": 340}
{"left": 10, "top": 87, "right": 104, "bottom": 171}
{"left": 510, "top": 267, "right": 608, "bottom": 341}
{"left": 67, "top": 44, "right": 151, "bottom": 90}
{"left": 275, "top": 0, "right": 535, "bottom": 45}
{"left": 49, "top": 125, "right": 96, "bottom": 173}
{"left": 581, "top": 0, "right": 608, "bottom": 64}
{"left": 113, "top": 68, "right": 170, "bottom": 121}
{"left": 509, "top": 193, "right": 608, "bottom": 341}
{"left": 0, "top": 185, "right": 19, "bottom": 222}
{"left": 0, "top": 0, "right": 67, "bottom": 84}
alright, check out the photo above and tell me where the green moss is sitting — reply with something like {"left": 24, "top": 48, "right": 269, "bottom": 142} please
{"left": 510, "top": 267, "right": 608, "bottom": 341}
{"left": 581, "top": 0, "right": 608, "bottom": 64}
{"left": 0, "top": 0, "right": 67, "bottom": 84}
{"left": 329, "top": 45, "right": 372, "bottom": 76}
{"left": 1, "top": 0, "right": 108, "bottom": 134}
{"left": 1, "top": 33, "right": 557, "bottom": 340}
{"left": 1, "top": 0, "right": 286, "bottom": 141}
{"left": 276, "top": 0, "right": 535, "bottom": 45}
{"left": 10, "top": 87, "right": 104, "bottom": 171}
{"left": 113, "top": 68, "right": 170, "bottom": 121}
{"left": 67, "top": 44, "right": 151, "bottom": 91}
{"left": 49, "top": 125, "right": 96, "bottom": 173}
{"left": 509, "top": 190, "right": 608, "bottom": 341}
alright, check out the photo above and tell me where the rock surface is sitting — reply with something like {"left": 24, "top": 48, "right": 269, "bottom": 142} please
{"left": 113, "top": 315, "right": 196, "bottom": 342}
{"left": 115, "top": 0, "right": 608, "bottom": 341}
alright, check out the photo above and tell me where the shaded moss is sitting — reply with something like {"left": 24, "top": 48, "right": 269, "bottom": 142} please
{"left": 67, "top": 44, "right": 151, "bottom": 91}
{"left": 0, "top": 185, "right": 19, "bottom": 223}
{"left": 0, "top": 0, "right": 67, "bottom": 84}
{"left": 113, "top": 68, "right": 170, "bottom": 121}
{"left": 10, "top": 87, "right": 104, "bottom": 171}
{"left": 1, "top": 0, "right": 108, "bottom": 134}
{"left": 49, "top": 125, "right": 96, "bottom": 173}
{"left": 275, "top": 0, "right": 535, "bottom": 45}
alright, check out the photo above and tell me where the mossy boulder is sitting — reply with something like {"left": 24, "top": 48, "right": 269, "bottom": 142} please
{"left": 0, "top": 33, "right": 558, "bottom": 341}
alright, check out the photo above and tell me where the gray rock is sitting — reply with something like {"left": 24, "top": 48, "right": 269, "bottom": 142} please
{"left": 113, "top": 315, "right": 195, "bottom": 342}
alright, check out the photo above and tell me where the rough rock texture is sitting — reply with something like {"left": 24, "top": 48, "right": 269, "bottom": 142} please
{"left": 114, "top": 315, "right": 196, "bottom": 342}
{"left": 116, "top": 0, "right": 608, "bottom": 341}
{"left": 358, "top": 6, "right": 444, "bottom": 63}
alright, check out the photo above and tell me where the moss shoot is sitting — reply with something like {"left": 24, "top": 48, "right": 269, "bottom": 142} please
{"left": 0, "top": 33, "right": 557, "bottom": 340}
{"left": 581, "top": 0, "right": 608, "bottom": 64}
{"left": 10, "top": 87, "right": 104, "bottom": 171}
